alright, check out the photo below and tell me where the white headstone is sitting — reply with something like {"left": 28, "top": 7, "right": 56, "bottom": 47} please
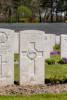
{"left": 56, "top": 35, "right": 60, "bottom": 44}
{"left": 0, "top": 29, "right": 14, "bottom": 86}
{"left": 19, "top": 30, "right": 45, "bottom": 85}
{"left": 14, "top": 32, "right": 19, "bottom": 54}
{"left": 44, "top": 34, "right": 50, "bottom": 58}
{"left": 61, "top": 34, "right": 67, "bottom": 58}
{"left": 50, "top": 34, "right": 56, "bottom": 51}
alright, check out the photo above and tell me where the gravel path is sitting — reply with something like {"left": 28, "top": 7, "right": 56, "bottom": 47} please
{"left": 0, "top": 84, "right": 67, "bottom": 95}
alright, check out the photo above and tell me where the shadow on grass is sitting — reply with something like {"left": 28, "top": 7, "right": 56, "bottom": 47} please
{"left": 14, "top": 78, "right": 67, "bottom": 86}
{"left": 45, "top": 78, "right": 67, "bottom": 85}
{"left": 14, "top": 81, "right": 19, "bottom": 85}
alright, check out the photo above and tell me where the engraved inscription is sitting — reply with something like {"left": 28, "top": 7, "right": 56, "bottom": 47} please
{"left": 0, "top": 55, "right": 2, "bottom": 76}
{"left": 27, "top": 50, "right": 37, "bottom": 60}
{"left": 22, "top": 42, "right": 43, "bottom": 74}
{"left": 0, "top": 32, "right": 8, "bottom": 43}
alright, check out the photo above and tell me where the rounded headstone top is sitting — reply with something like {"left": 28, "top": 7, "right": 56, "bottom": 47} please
{"left": 20, "top": 30, "right": 45, "bottom": 34}
{"left": 0, "top": 28, "right": 14, "bottom": 32}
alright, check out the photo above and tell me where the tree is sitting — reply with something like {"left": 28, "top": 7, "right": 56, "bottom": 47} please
{"left": 56, "top": 0, "right": 66, "bottom": 21}
{"left": 40, "top": 0, "right": 57, "bottom": 22}
{"left": 18, "top": 0, "right": 42, "bottom": 22}
{"left": 0, "top": 0, "right": 14, "bottom": 22}
{"left": 64, "top": 0, "right": 67, "bottom": 19}
{"left": 17, "top": 5, "right": 32, "bottom": 18}
{"left": 11, "top": 5, "right": 32, "bottom": 22}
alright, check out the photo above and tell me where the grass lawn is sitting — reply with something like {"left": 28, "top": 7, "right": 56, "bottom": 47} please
{"left": 14, "top": 64, "right": 19, "bottom": 83}
{"left": 46, "top": 54, "right": 67, "bottom": 81}
{"left": 46, "top": 64, "right": 67, "bottom": 81}
{"left": 0, "top": 93, "right": 67, "bottom": 100}
{"left": 14, "top": 54, "right": 19, "bottom": 82}
{"left": 14, "top": 54, "right": 19, "bottom": 62}
{"left": 50, "top": 54, "right": 60, "bottom": 62}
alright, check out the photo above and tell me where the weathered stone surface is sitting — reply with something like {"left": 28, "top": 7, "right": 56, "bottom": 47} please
{"left": 0, "top": 28, "right": 14, "bottom": 86}
{"left": 60, "top": 34, "right": 67, "bottom": 58}
{"left": 50, "top": 34, "right": 56, "bottom": 51}
{"left": 19, "top": 30, "right": 46, "bottom": 85}
{"left": 44, "top": 34, "right": 50, "bottom": 58}
{"left": 56, "top": 35, "right": 60, "bottom": 44}
{"left": 14, "top": 32, "right": 19, "bottom": 54}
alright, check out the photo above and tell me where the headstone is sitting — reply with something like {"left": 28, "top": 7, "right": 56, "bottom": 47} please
{"left": 19, "top": 30, "right": 45, "bottom": 85}
{"left": 56, "top": 35, "right": 60, "bottom": 44}
{"left": 0, "top": 28, "right": 14, "bottom": 86}
{"left": 14, "top": 32, "right": 19, "bottom": 54}
{"left": 50, "top": 34, "right": 56, "bottom": 51}
{"left": 60, "top": 34, "right": 67, "bottom": 58}
{"left": 44, "top": 34, "right": 50, "bottom": 58}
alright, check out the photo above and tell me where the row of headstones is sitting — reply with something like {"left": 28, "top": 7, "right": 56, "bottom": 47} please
{"left": 14, "top": 31, "right": 60, "bottom": 54}
{"left": 0, "top": 28, "right": 62, "bottom": 86}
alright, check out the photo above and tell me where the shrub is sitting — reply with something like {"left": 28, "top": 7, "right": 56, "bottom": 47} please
{"left": 58, "top": 58, "right": 66, "bottom": 64}
{"left": 32, "top": 17, "right": 40, "bottom": 23}
{"left": 50, "top": 75, "right": 60, "bottom": 85}
{"left": 54, "top": 44, "right": 60, "bottom": 50}
{"left": 50, "top": 75, "right": 67, "bottom": 85}
{"left": 45, "top": 59, "right": 55, "bottom": 65}
{"left": 19, "top": 18, "right": 29, "bottom": 23}
{"left": 17, "top": 5, "right": 32, "bottom": 18}
{"left": 63, "top": 58, "right": 67, "bottom": 63}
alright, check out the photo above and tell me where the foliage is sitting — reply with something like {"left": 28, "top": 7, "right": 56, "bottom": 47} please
{"left": 54, "top": 44, "right": 60, "bottom": 50}
{"left": 14, "top": 54, "right": 19, "bottom": 62}
{"left": 53, "top": 44, "right": 60, "bottom": 53}
{"left": 17, "top": 5, "right": 32, "bottom": 18}
{"left": 0, "top": 0, "right": 67, "bottom": 22}
{"left": 45, "top": 63, "right": 67, "bottom": 84}
{"left": 58, "top": 58, "right": 67, "bottom": 64}
{"left": 11, "top": 5, "right": 32, "bottom": 22}
{"left": 49, "top": 75, "right": 67, "bottom": 85}
{"left": 50, "top": 54, "right": 60, "bottom": 63}
{"left": 45, "top": 59, "right": 55, "bottom": 65}
{"left": 19, "top": 18, "right": 29, "bottom": 23}
{"left": 65, "top": 20, "right": 67, "bottom": 23}
{"left": 45, "top": 52, "right": 67, "bottom": 84}
{"left": 58, "top": 59, "right": 65, "bottom": 64}
{"left": 11, "top": 14, "right": 17, "bottom": 22}
{"left": 32, "top": 17, "right": 40, "bottom": 23}
{"left": 56, "top": 0, "right": 65, "bottom": 12}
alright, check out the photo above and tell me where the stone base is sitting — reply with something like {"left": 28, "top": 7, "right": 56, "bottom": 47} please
{"left": 0, "top": 76, "right": 14, "bottom": 86}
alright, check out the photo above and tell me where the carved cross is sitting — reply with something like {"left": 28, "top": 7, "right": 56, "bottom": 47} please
{"left": 22, "top": 42, "right": 44, "bottom": 75}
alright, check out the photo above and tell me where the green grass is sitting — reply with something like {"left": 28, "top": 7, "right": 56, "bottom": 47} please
{"left": 53, "top": 44, "right": 60, "bottom": 52}
{"left": 54, "top": 48, "right": 60, "bottom": 52}
{"left": 14, "top": 64, "right": 19, "bottom": 83}
{"left": 50, "top": 54, "right": 60, "bottom": 62}
{"left": 45, "top": 64, "right": 67, "bottom": 80}
{"left": 46, "top": 53, "right": 67, "bottom": 82}
{"left": 14, "top": 54, "right": 19, "bottom": 62}
{"left": 14, "top": 54, "right": 19, "bottom": 83}
{"left": 1, "top": 93, "right": 67, "bottom": 100}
